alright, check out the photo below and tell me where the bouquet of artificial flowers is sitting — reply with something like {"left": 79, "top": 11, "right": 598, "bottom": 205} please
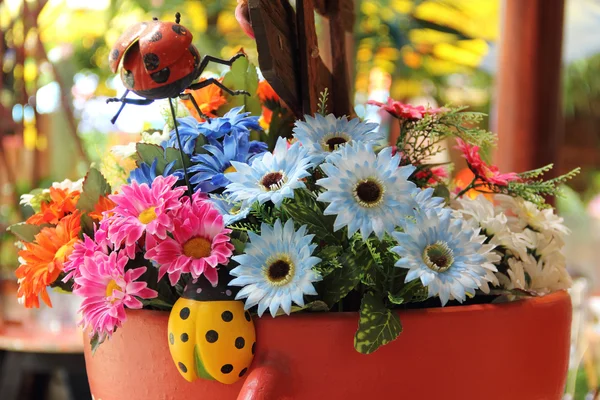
{"left": 10, "top": 80, "right": 578, "bottom": 354}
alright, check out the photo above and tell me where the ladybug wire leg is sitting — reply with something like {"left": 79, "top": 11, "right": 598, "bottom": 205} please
{"left": 106, "top": 91, "right": 155, "bottom": 124}
{"left": 168, "top": 98, "right": 193, "bottom": 199}
{"left": 179, "top": 93, "right": 211, "bottom": 122}
{"left": 188, "top": 78, "right": 250, "bottom": 97}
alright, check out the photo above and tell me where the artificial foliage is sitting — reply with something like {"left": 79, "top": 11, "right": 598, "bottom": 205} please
{"left": 10, "top": 65, "right": 579, "bottom": 354}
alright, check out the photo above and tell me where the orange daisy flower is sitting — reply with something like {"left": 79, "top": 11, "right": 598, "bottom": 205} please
{"left": 27, "top": 187, "right": 80, "bottom": 226}
{"left": 257, "top": 80, "right": 279, "bottom": 103}
{"left": 16, "top": 212, "right": 82, "bottom": 308}
{"left": 257, "top": 80, "right": 281, "bottom": 127}
{"left": 182, "top": 78, "right": 228, "bottom": 122}
{"left": 88, "top": 195, "right": 117, "bottom": 221}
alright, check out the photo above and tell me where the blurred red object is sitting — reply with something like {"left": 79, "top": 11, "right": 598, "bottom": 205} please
{"left": 236, "top": 0, "right": 254, "bottom": 39}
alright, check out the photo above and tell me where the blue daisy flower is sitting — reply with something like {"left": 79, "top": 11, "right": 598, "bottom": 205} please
{"left": 128, "top": 159, "right": 183, "bottom": 187}
{"left": 209, "top": 194, "right": 251, "bottom": 226}
{"left": 164, "top": 117, "right": 200, "bottom": 156}
{"left": 188, "top": 133, "right": 268, "bottom": 193}
{"left": 225, "top": 137, "right": 313, "bottom": 208}
{"left": 316, "top": 143, "right": 418, "bottom": 239}
{"left": 413, "top": 187, "right": 445, "bottom": 216}
{"left": 229, "top": 219, "right": 321, "bottom": 317}
{"left": 293, "top": 113, "right": 382, "bottom": 163}
{"left": 392, "top": 209, "right": 498, "bottom": 305}
{"left": 197, "top": 106, "right": 262, "bottom": 140}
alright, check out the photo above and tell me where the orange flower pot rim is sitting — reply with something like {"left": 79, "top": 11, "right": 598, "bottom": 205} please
{"left": 127, "top": 290, "right": 569, "bottom": 319}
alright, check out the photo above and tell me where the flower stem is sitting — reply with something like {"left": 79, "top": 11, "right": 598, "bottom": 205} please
{"left": 454, "top": 176, "right": 478, "bottom": 199}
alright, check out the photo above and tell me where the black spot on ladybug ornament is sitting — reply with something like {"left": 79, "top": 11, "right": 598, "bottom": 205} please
{"left": 167, "top": 269, "right": 256, "bottom": 384}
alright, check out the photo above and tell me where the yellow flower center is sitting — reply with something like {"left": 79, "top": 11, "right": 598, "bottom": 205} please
{"left": 105, "top": 279, "right": 122, "bottom": 298}
{"left": 224, "top": 165, "right": 237, "bottom": 174}
{"left": 321, "top": 132, "right": 351, "bottom": 152}
{"left": 263, "top": 254, "right": 295, "bottom": 286}
{"left": 138, "top": 207, "right": 157, "bottom": 224}
{"left": 54, "top": 244, "right": 71, "bottom": 262}
{"left": 183, "top": 237, "right": 212, "bottom": 259}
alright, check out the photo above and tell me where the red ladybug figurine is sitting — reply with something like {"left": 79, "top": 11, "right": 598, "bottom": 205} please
{"left": 106, "top": 12, "right": 248, "bottom": 124}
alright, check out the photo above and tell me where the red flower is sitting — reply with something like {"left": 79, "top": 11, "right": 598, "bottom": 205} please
{"left": 455, "top": 139, "right": 519, "bottom": 186}
{"left": 368, "top": 98, "right": 444, "bottom": 120}
{"left": 415, "top": 166, "right": 449, "bottom": 185}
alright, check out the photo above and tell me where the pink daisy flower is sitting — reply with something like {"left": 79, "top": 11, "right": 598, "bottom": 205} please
{"left": 108, "top": 175, "right": 185, "bottom": 258}
{"left": 63, "top": 219, "right": 112, "bottom": 285}
{"left": 145, "top": 192, "right": 234, "bottom": 286}
{"left": 368, "top": 98, "right": 444, "bottom": 120}
{"left": 455, "top": 138, "right": 520, "bottom": 186}
{"left": 415, "top": 166, "right": 449, "bottom": 185}
{"left": 74, "top": 251, "right": 157, "bottom": 339}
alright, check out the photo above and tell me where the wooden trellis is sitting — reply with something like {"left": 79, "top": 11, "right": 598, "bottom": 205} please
{"left": 249, "top": 0, "right": 355, "bottom": 118}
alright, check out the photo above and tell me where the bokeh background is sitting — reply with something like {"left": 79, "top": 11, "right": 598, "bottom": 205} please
{"left": 1, "top": 0, "right": 600, "bottom": 398}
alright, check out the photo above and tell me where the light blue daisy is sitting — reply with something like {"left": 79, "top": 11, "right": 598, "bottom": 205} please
{"left": 224, "top": 137, "right": 313, "bottom": 208}
{"left": 209, "top": 194, "right": 250, "bottom": 226}
{"left": 392, "top": 209, "right": 498, "bottom": 306}
{"left": 412, "top": 187, "right": 445, "bottom": 216}
{"left": 293, "top": 113, "right": 382, "bottom": 163}
{"left": 188, "top": 133, "right": 268, "bottom": 193}
{"left": 316, "top": 142, "right": 418, "bottom": 239}
{"left": 229, "top": 219, "right": 321, "bottom": 317}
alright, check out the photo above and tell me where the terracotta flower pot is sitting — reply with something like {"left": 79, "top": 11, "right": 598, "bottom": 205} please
{"left": 84, "top": 291, "right": 571, "bottom": 400}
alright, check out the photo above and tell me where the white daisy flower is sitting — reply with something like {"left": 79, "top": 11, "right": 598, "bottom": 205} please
{"left": 392, "top": 209, "right": 498, "bottom": 305}
{"left": 111, "top": 142, "right": 138, "bottom": 159}
{"left": 501, "top": 254, "right": 571, "bottom": 294}
{"left": 317, "top": 142, "right": 418, "bottom": 239}
{"left": 229, "top": 219, "right": 321, "bottom": 317}
{"left": 52, "top": 178, "right": 84, "bottom": 193}
{"left": 141, "top": 129, "right": 171, "bottom": 146}
{"left": 453, "top": 195, "right": 529, "bottom": 259}
{"left": 495, "top": 195, "right": 570, "bottom": 239}
{"left": 293, "top": 113, "right": 382, "bottom": 163}
{"left": 225, "top": 137, "right": 313, "bottom": 208}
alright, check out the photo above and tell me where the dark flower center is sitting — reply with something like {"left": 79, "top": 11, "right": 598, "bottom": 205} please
{"left": 261, "top": 172, "right": 284, "bottom": 191}
{"left": 423, "top": 241, "right": 454, "bottom": 272}
{"left": 354, "top": 179, "right": 384, "bottom": 207}
{"left": 267, "top": 260, "right": 291, "bottom": 282}
{"left": 325, "top": 136, "right": 348, "bottom": 151}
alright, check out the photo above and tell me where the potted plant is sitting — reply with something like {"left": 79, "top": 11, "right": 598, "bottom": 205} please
{"left": 8, "top": 17, "right": 579, "bottom": 400}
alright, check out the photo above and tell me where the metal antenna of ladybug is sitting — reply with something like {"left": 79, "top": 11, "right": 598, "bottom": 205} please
{"left": 106, "top": 12, "right": 250, "bottom": 197}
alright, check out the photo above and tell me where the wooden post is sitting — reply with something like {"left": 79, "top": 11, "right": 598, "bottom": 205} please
{"left": 249, "top": 0, "right": 353, "bottom": 118}
{"left": 495, "top": 0, "right": 566, "bottom": 175}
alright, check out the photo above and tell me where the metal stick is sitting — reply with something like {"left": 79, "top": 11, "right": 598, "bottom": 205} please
{"left": 168, "top": 98, "right": 193, "bottom": 199}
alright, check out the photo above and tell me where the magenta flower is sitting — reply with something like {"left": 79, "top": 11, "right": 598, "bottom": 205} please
{"left": 107, "top": 175, "right": 185, "bottom": 258}
{"left": 368, "top": 98, "right": 445, "bottom": 120}
{"left": 455, "top": 138, "right": 520, "bottom": 186}
{"left": 63, "top": 219, "right": 112, "bottom": 285}
{"left": 145, "top": 192, "right": 234, "bottom": 286}
{"left": 74, "top": 251, "right": 157, "bottom": 339}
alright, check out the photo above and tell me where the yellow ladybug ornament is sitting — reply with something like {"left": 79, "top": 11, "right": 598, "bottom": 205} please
{"left": 168, "top": 270, "right": 256, "bottom": 384}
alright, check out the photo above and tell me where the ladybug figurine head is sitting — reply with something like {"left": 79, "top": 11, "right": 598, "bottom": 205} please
{"left": 109, "top": 12, "right": 200, "bottom": 99}
{"left": 168, "top": 268, "right": 256, "bottom": 384}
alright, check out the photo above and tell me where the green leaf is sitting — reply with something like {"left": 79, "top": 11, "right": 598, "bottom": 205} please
{"left": 8, "top": 223, "right": 42, "bottom": 242}
{"left": 140, "top": 297, "right": 174, "bottom": 310}
{"left": 136, "top": 143, "right": 167, "bottom": 171}
{"left": 165, "top": 147, "right": 191, "bottom": 170}
{"left": 221, "top": 57, "right": 262, "bottom": 116}
{"left": 76, "top": 168, "right": 111, "bottom": 212}
{"left": 281, "top": 191, "right": 339, "bottom": 244}
{"left": 80, "top": 214, "right": 96, "bottom": 239}
{"left": 321, "top": 243, "right": 374, "bottom": 307}
{"left": 354, "top": 292, "right": 402, "bottom": 354}
{"left": 387, "top": 292, "right": 405, "bottom": 305}
{"left": 231, "top": 238, "right": 247, "bottom": 254}
{"left": 304, "top": 300, "right": 330, "bottom": 312}
{"left": 90, "top": 332, "right": 107, "bottom": 355}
